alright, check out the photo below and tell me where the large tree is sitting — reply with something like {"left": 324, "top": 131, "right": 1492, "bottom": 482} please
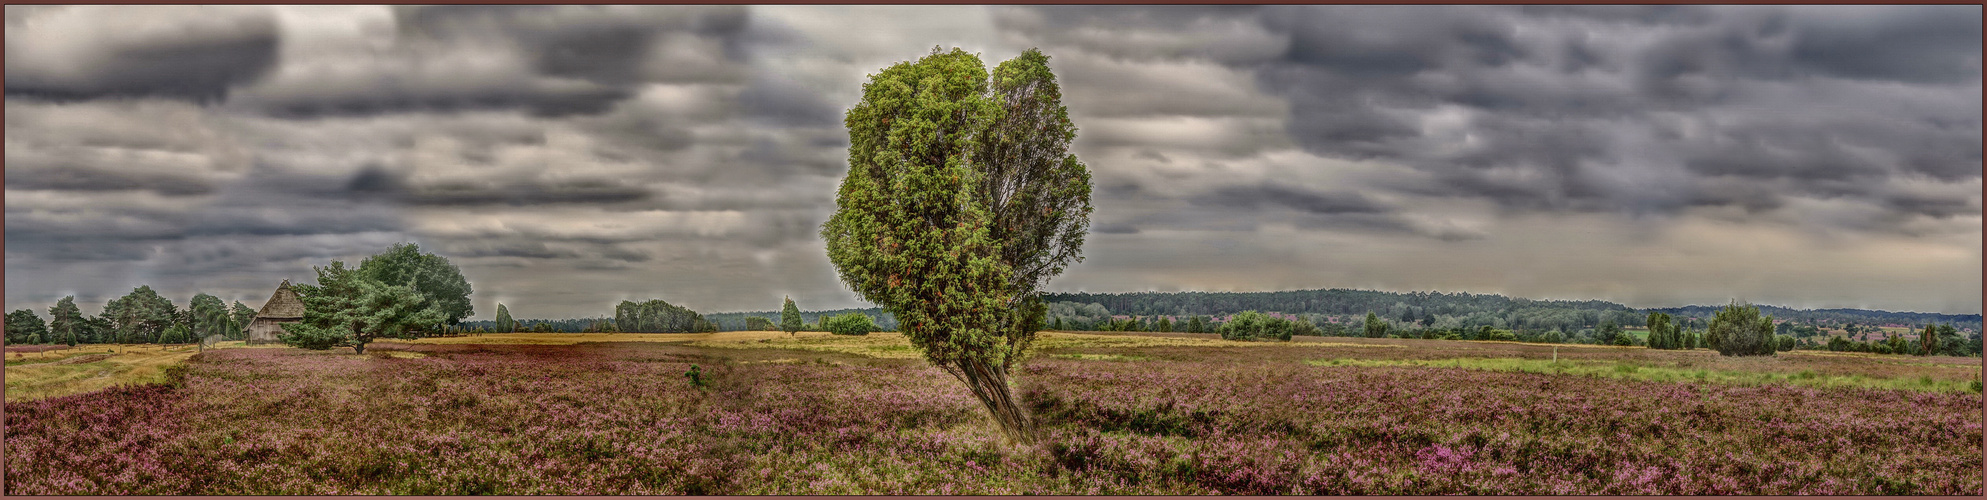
{"left": 46, "top": 296, "right": 85, "bottom": 345}
{"left": 282, "top": 260, "right": 446, "bottom": 355}
{"left": 357, "top": 242, "right": 474, "bottom": 328}
{"left": 227, "top": 301, "right": 256, "bottom": 340}
{"left": 821, "top": 47, "right": 1092, "bottom": 444}
{"left": 6, "top": 309, "right": 49, "bottom": 344}
{"left": 1706, "top": 301, "right": 1776, "bottom": 356}
{"left": 102, "top": 285, "right": 177, "bottom": 344}
{"left": 780, "top": 296, "right": 802, "bottom": 336}
{"left": 188, "top": 293, "right": 235, "bottom": 342}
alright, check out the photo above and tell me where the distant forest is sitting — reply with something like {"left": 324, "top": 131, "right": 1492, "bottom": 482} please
{"left": 1040, "top": 288, "right": 1982, "bottom": 333}
{"left": 475, "top": 288, "right": 1979, "bottom": 336}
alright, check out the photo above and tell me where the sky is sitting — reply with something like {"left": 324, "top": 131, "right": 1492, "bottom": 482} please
{"left": 5, "top": 5, "right": 1981, "bottom": 320}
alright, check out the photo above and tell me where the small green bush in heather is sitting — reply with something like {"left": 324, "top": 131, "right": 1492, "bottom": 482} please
{"left": 822, "top": 313, "right": 876, "bottom": 336}
{"left": 1217, "top": 310, "right": 1292, "bottom": 342}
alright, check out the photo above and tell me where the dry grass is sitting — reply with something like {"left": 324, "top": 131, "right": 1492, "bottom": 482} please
{"left": 5, "top": 344, "right": 199, "bottom": 402}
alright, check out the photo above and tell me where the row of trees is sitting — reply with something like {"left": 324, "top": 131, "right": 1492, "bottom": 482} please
{"left": 5, "top": 288, "right": 258, "bottom": 346}
{"left": 613, "top": 299, "right": 718, "bottom": 333}
{"left": 1042, "top": 289, "right": 1979, "bottom": 339}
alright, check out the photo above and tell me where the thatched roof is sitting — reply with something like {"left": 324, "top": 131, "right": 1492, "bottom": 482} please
{"left": 256, "top": 279, "right": 305, "bottom": 319}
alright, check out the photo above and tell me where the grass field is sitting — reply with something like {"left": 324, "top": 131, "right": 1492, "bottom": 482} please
{"left": 5, "top": 344, "right": 202, "bottom": 402}
{"left": 4, "top": 331, "right": 1980, "bottom": 494}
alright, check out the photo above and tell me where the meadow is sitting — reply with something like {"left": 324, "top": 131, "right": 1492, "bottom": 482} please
{"left": 4, "top": 332, "right": 1980, "bottom": 494}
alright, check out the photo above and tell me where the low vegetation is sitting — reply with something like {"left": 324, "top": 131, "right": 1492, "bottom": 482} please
{"left": 5, "top": 331, "right": 1977, "bottom": 494}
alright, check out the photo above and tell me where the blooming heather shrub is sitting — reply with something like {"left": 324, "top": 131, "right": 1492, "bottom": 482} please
{"left": 5, "top": 343, "right": 1981, "bottom": 495}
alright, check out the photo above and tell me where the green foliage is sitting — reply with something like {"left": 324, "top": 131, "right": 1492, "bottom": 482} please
{"left": 1776, "top": 334, "right": 1796, "bottom": 352}
{"left": 1595, "top": 320, "right": 1623, "bottom": 346}
{"left": 1291, "top": 317, "right": 1322, "bottom": 337}
{"left": 1920, "top": 324, "right": 1941, "bottom": 356}
{"left": 745, "top": 316, "right": 776, "bottom": 331}
{"left": 1363, "top": 312, "right": 1388, "bottom": 338}
{"left": 46, "top": 297, "right": 84, "bottom": 345}
{"left": 1480, "top": 328, "right": 1518, "bottom": 342}
{"left": 823, "top": 312, "right": 878, "bottom": 336}
{"left": 822, "top": 46, "right": 1090, "bottom": 372}
{"left": 1707, "top": 301, "right": 1777, "bottom": 357}
{"left": 357, "top": 242, "right": 474, "bottom": 327}
{"left": 158, "top": 322, "right": 194, "bottom": 344}
{"left": 822, "top": 47, "right": 1091, "bottom": 443}
{"left": 615, "top": 299, "right": 718, "bottom": 333}
{"left": 188, "top": 293, "right": 236, "bottom": 342}
{"left": 1184, "top": 316, "right": 1208, "bottom": 334}
{"left": 1646, "top": 312, "right": 1684, "bottom": 350}
{"left": 495, "top": 303, "right": 515, "bottom": 333}
{"left": 1217, "top": 310, "right": 1293, "bottom": 342}
{"left": 285, "top": 259, "right": 449, "bottom": 354}
{"left": 781, "top": 297, "right": 803, "bottom": 335}
{"left": 7, "top": 309, "right": 49, "bottom": 344}
{"left": 227, "top": 301, "right": 255, "bottom": 340}
{"left": 103, "top": 285, "right": 178, "bottom": 344}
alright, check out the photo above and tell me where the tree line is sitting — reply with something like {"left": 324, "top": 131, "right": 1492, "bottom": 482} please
{"left": 1044, "top": 288, "right": 1980, "bottom": 337}
{"left": 6, "top": 288, "right": 258, "bottom": 346}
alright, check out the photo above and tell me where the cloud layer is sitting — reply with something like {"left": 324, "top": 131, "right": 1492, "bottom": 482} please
{"left": 6, "top": 5, "right": 1979, "bottom": 318}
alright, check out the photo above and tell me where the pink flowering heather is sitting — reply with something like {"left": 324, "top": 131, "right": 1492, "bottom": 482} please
{"left": 5, "top": 341, "right": 1981, "bottom": 494}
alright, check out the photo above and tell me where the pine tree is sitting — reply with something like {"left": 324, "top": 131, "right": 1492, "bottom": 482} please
{"left": 780, "top": 296, "right": 803, "bottom": 336}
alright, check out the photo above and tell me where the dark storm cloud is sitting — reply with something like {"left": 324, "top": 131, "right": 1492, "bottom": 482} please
{"left": 231, "top": 5, "right": 754, "bottom": 118}
{"left": 401, "top": 181, "right": 652, "bottom": 207}
{"left": 5, "top": 163, "right": 216, "bottom": 196}
{"left": 1248, "top": 5, "right": 1980, "bottom": 228}
{"left": 1191, "top": 183, "right": 1387, "bottom": 215}
{"left": 5, "top": 6, "right": 280, "bottom": 103}
{"left": 738, "top": 75, "right": 843, "bottom": 127}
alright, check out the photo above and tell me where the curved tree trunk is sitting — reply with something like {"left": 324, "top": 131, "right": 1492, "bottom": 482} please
{"left": 353, "top": 342, "right": 366, "bottom": 355}
{"left": 952, "top": 358, "right": 1036, "bottom": 445}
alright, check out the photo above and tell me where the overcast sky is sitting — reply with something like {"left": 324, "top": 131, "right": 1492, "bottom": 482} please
{"left": 6, "top": 5, "right": 1981, "bottom": 320}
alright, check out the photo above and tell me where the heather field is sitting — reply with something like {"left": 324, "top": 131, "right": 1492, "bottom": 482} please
{"left": 4, "top": 332, "right": 1981, "bottom": 495}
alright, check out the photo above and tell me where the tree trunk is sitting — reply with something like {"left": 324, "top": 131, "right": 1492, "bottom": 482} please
{"left": 353, "top": 342, "right": 366, "bottom": 355}
{"left": 952, "top": 358, "right": 1036, "bottom": 445}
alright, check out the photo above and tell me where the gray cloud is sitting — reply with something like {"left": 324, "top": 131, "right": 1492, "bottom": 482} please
{"left": 1248, "top": 5, "right": 1980, "bottom": 233}
{"left": 1191, "top": 183, "right": 1387, "bottom": 215}
{"left": 4, "top": 6, "right": 1978, "bottom": 319}
{"left": 6, "top": 6, "right": 280, "bottom": 103}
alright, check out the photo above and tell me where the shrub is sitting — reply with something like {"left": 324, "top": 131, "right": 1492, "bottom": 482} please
{"left": 1217, "top": 311, "right": 1292, "bottom": 342}
{"left": 822, "top": 313, "right": 876, "bottom": 336}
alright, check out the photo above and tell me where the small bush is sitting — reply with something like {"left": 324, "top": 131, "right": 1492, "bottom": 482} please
{"left": 1217, "top": 311, "right": 1292, "bottom": 342}
{"left": 822, "top": 313, "right": 876, "bottom": 336}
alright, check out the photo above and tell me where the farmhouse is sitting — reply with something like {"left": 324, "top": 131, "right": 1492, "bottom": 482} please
{"left": 245, "top": 280, "right": 305, "bottom": 344}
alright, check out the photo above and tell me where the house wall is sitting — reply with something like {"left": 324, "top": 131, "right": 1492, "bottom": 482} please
{"left": 246, "top": 318, "right": 297, "bottom": 344}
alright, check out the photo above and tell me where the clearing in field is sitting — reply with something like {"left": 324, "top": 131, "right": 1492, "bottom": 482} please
{"left": 5, "top": 344, "right": 200, "bottom": 402}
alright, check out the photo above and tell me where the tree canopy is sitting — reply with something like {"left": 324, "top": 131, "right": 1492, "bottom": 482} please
{"left": 283, "top": 260, "right": 446, "bottom": 354}
{"left": 358, "top": 242, "right": 474, "bottom": 327}
{"left": 1706, "top": 301, "right": 1777, "bottom": 357}
{"left": 821, "top": 47, "right": 1091, "bottom": 444}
